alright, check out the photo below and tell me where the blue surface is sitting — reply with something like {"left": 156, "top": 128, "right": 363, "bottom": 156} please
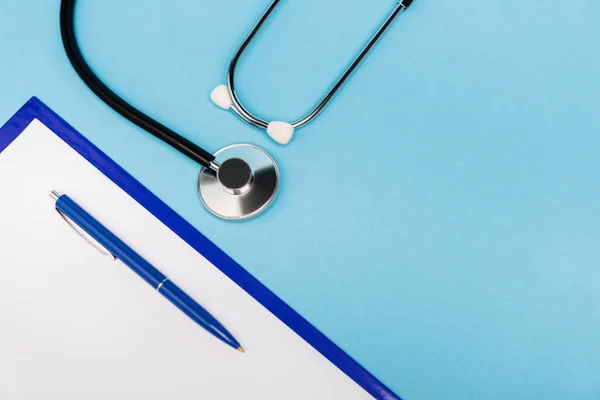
{"left": 1, "top": 1, "right": 600, "bottom": 398}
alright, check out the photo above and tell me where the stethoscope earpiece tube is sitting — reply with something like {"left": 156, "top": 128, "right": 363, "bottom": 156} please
{"left": 211, "top": 0, "right": 414, "bottom": 145}
{"left": 59, "top": 0, "right": 216, "bottom": 170}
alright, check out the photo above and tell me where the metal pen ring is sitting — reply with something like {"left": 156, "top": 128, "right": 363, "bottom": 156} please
{"left": 211, "top": 0, "right": 414, "bottom": 144}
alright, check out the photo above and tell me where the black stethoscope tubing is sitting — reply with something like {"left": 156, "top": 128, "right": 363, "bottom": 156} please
{"left": 59, "top": 0, "right": 216, "bottom": 169}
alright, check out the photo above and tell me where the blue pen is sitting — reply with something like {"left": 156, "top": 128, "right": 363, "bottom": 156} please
{"left": 50, "top": 191, "right": 244, "bottom": 353}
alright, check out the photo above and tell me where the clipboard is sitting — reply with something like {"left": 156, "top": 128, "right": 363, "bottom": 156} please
{"left": 0, "top": 97, "right": 400, "bottom": 400}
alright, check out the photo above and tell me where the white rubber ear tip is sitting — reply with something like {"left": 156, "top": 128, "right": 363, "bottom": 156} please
{"left": 210, "top": 84, "right": 232, "bottom": 110}
{"left": 267, "top": 121, "right": 294, "bottom": 145}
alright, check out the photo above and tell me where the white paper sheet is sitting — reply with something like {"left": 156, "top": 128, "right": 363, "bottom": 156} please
{"left": 0, "top": 120, "right": 372, "bottom": 400}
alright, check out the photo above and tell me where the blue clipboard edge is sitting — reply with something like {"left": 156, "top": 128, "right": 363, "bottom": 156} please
{"left": 0, "top": 97, "right": 401, "bottom": 400}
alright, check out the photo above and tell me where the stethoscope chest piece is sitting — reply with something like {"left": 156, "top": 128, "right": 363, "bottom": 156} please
{"left": 198, "top": 144, "right": 279, "bottom": 220}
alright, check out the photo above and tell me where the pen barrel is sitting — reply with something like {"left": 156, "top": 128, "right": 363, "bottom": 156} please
{"left": 55, "top": 195, "right": 167, "bottom": 288}
{"left": 158, "top": 280, "right": 241, "bottom": 350}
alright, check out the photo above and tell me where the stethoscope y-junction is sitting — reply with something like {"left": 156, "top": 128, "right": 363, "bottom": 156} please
{"left": 60, "top": 0, "right": 413, "bottom": 221}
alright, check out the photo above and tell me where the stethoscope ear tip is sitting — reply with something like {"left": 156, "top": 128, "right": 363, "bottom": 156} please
{"left": 267, "top": 121, "right": 294, "bottom": 145}
{"left": 210, "top": 84, "right": 232, "bottom": 110}
{"left": 210, "top": 84, "right": 294, "bottom": 145}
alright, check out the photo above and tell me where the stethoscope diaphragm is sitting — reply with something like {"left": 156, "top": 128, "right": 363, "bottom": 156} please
{"left": 198, "top": 144, "right": 279, "bottom": 221}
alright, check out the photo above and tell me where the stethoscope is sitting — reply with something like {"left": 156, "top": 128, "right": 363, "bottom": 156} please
{"left": 60, "top": 0, "right": 413, "bottom": 221}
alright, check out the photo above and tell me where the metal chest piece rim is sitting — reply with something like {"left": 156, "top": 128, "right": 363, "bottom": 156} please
{"left": 198, "top": 143, "right": 280, "bottom": 221}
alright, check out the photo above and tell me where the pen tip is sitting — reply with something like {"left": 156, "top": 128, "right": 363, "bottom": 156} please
{"left": 237, "top": 346, "right": 245, "bottom": 353}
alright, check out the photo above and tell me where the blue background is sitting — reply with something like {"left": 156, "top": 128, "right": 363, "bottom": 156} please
{"left": 1, "top": 1, "right": 600, "bottom": 398}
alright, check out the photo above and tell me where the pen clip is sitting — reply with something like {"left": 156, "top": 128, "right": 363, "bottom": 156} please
{"left": 55, "top": 208, "right": 117, "bottom": 261}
